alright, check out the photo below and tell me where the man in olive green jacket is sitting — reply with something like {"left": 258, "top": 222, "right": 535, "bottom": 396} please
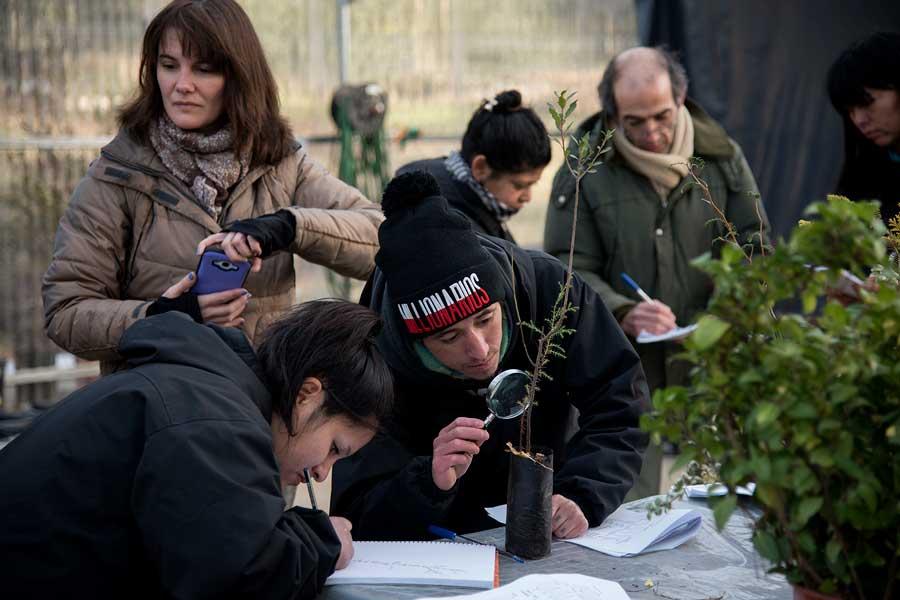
{"left": 544, "top": 47, "right": 769, "bottom": 497}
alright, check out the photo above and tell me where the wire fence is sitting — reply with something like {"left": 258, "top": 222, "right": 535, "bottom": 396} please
{"left": 0, "top": 0, "right": 637, "bottom": 407}
{"left": 2, "top": 0, "right": 636, "bottom": 136}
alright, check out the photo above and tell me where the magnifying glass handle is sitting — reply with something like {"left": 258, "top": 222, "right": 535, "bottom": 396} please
{"left": 482, "top": 413, "right": 495, "bottom": 429}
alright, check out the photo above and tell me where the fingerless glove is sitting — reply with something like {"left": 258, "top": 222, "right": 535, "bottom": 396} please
{"left": 223, "top": 209, "right": 297, "bottom": 257}
{"left": 146, "top": 292, "right": 203, "bottom": 323}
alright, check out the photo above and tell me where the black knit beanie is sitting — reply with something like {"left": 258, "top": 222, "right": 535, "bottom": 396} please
{"left": 376, "top": 171, "right": 506, "bottom": 338}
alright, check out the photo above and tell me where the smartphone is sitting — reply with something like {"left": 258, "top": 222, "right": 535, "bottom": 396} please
{"left": 193, "top": 249, "right": 251, "bottom": 295}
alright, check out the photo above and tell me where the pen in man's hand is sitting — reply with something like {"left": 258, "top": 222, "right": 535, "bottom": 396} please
{"left": 620, "top": 272, "right": 655, "bottom": 304}
{"left": 427, "top": 524, "right": 525, "bottom": 563}
{"left": 303, "top": 468, "right": 318, "bottom": 511}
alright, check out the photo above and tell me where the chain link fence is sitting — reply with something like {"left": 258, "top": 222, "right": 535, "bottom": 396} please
{"left": 0, "top": 0, "right": 636, "bottom": 407}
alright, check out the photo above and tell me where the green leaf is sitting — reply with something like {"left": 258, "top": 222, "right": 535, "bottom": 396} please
{"left": 825, "top": 538, "right": 842, "bottom": 565}
{"left": 753, "top": 529, "right": 781, "bottom": 562}
{"left": 670, "top": 451, "right": 695, "bottom": 473}
{"left": 691, "top": 315, "right": 731, "bottom": 350}
{"left": 791, "top": 465, "right": 818, "bottom": 495}
{"left": 548, "top": 106, "right": 561, "bottom": 128}
{"left": 791, "top": 496, "right": 823, "bottom": 528}
{"left": 810, "top": 447, "right": 834, "bottom": 468}
{"left": 736, "top": 369, "right": 764, "bottom": 386}
{"left": 802, "top": 288, "right": 818, "bottom": 314}
{"left": 754, "top": 483, "right": 781, "bottom": 508}
{"left": 719, "top": 242, "right": 745, "bottom": 265}
{"left": 786, "top": 401, "right": 817, "bottom": 419}
{"left": 887, "top": 421, "right": 899, "bottom": 445}
{"left": 833, "top": 453, "right": 865, "bottom": 479}
{"left": 712, "top": 495, "right": 737, "bottom": 529}
{"left": 753, "top": 402, "right": 781, "bottom": 428}
{"left": 855, "top": 482, "right": 878, "bottom": 512}
{"left": 796, "top": 531, "right": 817, "bottom": 554}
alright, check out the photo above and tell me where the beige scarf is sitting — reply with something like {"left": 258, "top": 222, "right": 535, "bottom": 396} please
{"left": 613, "top": 104, "right": 694, "bottom": 200}
{"left": 149, "top": 114, "right": 249, "bottom": 220}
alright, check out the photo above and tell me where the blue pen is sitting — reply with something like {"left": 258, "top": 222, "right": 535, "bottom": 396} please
{"left": 620, "top": 272, "right": 655, "bottom": 304}
{"left": 427, "top": 525, "right": 525, "bottom": 563}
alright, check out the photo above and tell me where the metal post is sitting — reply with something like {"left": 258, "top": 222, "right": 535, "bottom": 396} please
{"left": 337, "top": 0, "right": 351, "bottom": 84}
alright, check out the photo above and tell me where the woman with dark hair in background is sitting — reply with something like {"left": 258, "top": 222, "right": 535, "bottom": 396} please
{"left": 0, "top": 300, "right": 393, "bottom": 599}
{"left": 397, "top": 90, "right": 552, "bottom": 243}
{"left": 43, "top": 0, "right": 382, "bottom": 375}
{"left": 827, "top": 31, "right": 900, "bottom": 229}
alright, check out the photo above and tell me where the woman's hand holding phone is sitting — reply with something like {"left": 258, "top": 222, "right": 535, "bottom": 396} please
{"left": 197, "top": 231, "right": 264, "bottom": 273}
{"left": 161, "top": 271, "right": 250, "bottom": 327}
{"left": 197, "top": 288, "right": 250, "bottom": 327}
{"left": 193, "top": 231, "right": 260, "bottom": 327}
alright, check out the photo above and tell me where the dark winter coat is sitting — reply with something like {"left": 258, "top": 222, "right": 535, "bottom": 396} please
{"left": 0, "top": 313, "right": 341, "bottom": 599}
{"left": 397, "top": 157, "right": 516, "bottom": 243}
{"left": 331, "top": 236, "right": 648, "bottom": 539}
{"left": 835, "top": 120, "right": 900, "bottom": 230}
{"left": 544, "top": 99, "right": 769, "bottom": 391}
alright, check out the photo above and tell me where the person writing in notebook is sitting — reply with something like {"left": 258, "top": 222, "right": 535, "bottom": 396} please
{"left": 328, "top": 171, "right": 648, "bottom": 541}
{"left": 0, "top": 299, "right": 393, "bottom": 598}
{"left": 544, "top": 46, "right": 769, "bottom": 497}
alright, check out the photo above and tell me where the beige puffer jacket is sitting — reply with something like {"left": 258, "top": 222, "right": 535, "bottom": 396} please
{"left": 43, "top": 130, "right": 383, "bottom": 373}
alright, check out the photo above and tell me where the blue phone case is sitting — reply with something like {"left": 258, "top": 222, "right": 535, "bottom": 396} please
{"left": 193, "top": 249, "right": 251, "bottom": 295}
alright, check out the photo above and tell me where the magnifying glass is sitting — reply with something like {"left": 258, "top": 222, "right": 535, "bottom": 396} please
{"left": 482, "top": 368, "right": 531, "bottom": 429}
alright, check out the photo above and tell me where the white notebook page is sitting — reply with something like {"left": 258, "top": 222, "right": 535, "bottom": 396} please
{"left": 423, "top": 573, "right": 631, "bottom": 600}
{"left": 325, "top": 541, "right": 496, "bottom": 589}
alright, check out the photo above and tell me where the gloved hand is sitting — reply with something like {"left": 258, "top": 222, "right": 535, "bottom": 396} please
{"left": 146, "top": 272, "right": 203, "bottom": 323}
{"left": 222, "top": 209, "right": 297, "bottom": 258}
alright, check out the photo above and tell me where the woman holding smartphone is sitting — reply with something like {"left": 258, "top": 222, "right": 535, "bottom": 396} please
{"left": 42, "top": 0, "right": 382, "bottom": 374}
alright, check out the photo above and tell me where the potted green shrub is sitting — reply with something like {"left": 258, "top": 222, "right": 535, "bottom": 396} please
{"left": 643, "top": 194, "right": 900, "bottom": 599}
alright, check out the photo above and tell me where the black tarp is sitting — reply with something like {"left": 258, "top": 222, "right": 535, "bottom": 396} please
{"left": 636, "top": 0, "right": 900, "bottom": 237}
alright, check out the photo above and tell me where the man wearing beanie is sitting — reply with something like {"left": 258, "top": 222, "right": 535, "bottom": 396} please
{"left": 331, "top": 171, "right": 649, "bottom": 540}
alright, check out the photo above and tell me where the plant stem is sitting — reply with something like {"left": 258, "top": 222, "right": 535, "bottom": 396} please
{"left": 754, "top": 194, "right": 767, "bottom": 258}
{"left": 883, "top": 553, "right": 898, "bottom": 600}
{"left": 686, "top": 160, "right": 747, "bottom": 260}
{"left": 517, "top": 91, "right": 610, "bottom": 455}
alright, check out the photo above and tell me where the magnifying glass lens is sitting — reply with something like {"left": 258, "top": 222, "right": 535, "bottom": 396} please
{"left": 485, "top": 369, "right": 530, "bottom": 421}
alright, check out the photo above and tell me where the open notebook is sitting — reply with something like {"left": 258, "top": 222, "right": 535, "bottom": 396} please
{"left": 325, "top": 541, "right": 497, "bottom": 589}
{"left": 422, "top": 573, "right": 631, "bottom": 600}
{"left": 485, "top": 502, "right": 701, "bottom": 558}
{"left": 566, "top": 505, "right": 701, "bottom": 557}
{"left": 636, "top": 323, "right": 698, "bottom": 344}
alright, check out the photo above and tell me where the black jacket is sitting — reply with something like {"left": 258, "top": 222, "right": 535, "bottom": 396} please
{"left": 397, "top": 157, "right": 517, "bottom": 243}
{"left": 332, "top": 236, "right": 648, "bottom": 539}
{"left": 0, "top": 313, "right": 341, "bottom": 599}
{"left": 836, "top": 120, "right": 900, "bottom": 230}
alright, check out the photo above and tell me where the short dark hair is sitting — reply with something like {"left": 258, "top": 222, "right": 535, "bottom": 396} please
{"left": 597, "top": 46, "right": 689, "bottom": 121}
{"left": 459, "top": 90, "right": 551, "bottom": 174}
{"left": 255, "top": 299, "right": 393, "bottom": 434}
{"left": 118, "top": 0, "right": 295, "bottom": 167}
{"left": 827, "top": 32, "right": 900, "bottom": 112}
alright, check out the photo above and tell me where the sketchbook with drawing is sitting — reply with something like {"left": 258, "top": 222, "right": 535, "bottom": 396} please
{"left": 566, "top": 504, "right": 702, "bottom": 557}
{"left": 324, "top": 541, "right": 497, "bottom": 588}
